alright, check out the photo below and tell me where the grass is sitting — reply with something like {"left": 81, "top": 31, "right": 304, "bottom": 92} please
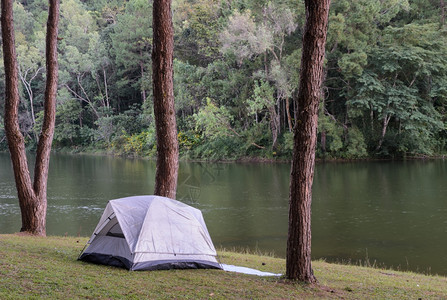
{"left": 0, "top": 234, "right": 446, "bottom": 299}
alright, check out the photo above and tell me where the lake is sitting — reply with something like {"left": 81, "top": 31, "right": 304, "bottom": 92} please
{"left": 1, "top": 153, "right": 446, "bottom": 275}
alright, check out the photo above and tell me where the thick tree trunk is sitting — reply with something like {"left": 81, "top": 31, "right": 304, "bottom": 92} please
{"left": 34, "top": 0, "right": 59, "bottom": 213}
{"left": 152, "top": 0, "right": 179, "bottom": 199}
{"left": 1, "top": 0, "right": 59, "bottom": 236}
{"left": 286, "top": 0, "right": 330, "bottom": 282}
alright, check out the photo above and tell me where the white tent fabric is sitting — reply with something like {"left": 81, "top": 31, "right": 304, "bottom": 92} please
{"left": 79, "top": 195, "right": 221, "bottom": 271}
{"left": 221, "top": 264, "right": 282, "bottom": 277}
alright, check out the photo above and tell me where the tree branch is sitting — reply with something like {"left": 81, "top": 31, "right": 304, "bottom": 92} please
{"left": 214, "top": 113, "right": 265, "bottom": 149}
{"left": 64, "top": 83, "right": 99, "bottom": 118}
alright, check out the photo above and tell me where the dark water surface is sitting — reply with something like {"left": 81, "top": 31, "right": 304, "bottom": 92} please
{"left": 1, "top": 153, "right": 446, "bottom": 275}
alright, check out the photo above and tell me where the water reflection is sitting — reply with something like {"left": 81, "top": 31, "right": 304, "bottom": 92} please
{"left": 0, "top": 153, "right": 446, "bottom": 275}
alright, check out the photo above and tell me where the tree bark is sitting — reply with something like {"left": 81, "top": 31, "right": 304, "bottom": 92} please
{"left": 152, "top": 0, "right": 179, "bottom": 199}
{"left": 286, "top": 0, "right": 330, "bottom": 282}
{"left": 1, "top": 0, "right": 59, "bottom": 236}
{"left": 34, "top": 0, "right": 59, "bottom": 213}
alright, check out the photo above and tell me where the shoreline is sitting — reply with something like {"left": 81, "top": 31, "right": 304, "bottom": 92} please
{"left": 1, "top": 145, "right": 446, "bottom": 164}
{"left": 26, "top": 148, "right": 447, "bottom": 164}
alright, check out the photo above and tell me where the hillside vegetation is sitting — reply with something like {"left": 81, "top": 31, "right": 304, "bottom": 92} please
{"left": 0, "top": 0, "right": 447, "bottom": 160}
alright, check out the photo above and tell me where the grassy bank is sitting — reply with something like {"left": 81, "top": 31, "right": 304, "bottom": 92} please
{"left": 0, "top": 234, "right": 446, "bottom": 299}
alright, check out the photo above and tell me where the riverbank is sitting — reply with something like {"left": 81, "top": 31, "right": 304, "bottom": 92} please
{"left": 2, "top": 146, "right": 446, "bottom": 163}
{"left": 1, "top": 234, "right": 446, "bottom": 299}
{"left": 49, "top": 146, "right": 447, "bottom": 163}
{"left": 52, "top": 146, "right": 292, "bottom": 163}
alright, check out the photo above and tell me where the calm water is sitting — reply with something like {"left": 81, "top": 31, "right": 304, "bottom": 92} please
{"left": 1, "top": 153, "right": 446, "bottom": 275}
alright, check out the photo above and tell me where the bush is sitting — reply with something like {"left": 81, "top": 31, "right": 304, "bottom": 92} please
{"left": 191, "top": 135, "right": 245, "bottom": 160}
{"left": 178, "top": 131, "right": 201, "bottom": 152}
{"left": 317, "top": 113, "right": 343, "bottom": 158}
{"left": 343, "top": 127, "right": 368, "bottom": 159}
{"left": 111, "top": 129, "right": 156, "bottom": 157}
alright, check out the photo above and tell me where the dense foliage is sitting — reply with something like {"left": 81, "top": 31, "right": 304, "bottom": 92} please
{"left": 1, "top": 0, "right": 446, "bottom": 160}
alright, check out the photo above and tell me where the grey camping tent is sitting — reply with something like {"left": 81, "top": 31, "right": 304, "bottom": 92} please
{"left": 78, "top": 195, "right": 222, "bottom": 271}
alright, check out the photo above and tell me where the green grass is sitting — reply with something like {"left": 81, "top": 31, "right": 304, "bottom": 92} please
{"left": 0, "top": 234, "right": 446, "bottom": 299}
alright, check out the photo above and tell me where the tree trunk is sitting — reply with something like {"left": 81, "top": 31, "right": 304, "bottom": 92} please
{"left": 140, "top": 51, "right": 147, "bottom": 103}
{"left": 286, "top": 96, "right": 293, "bottom": 132}
{"left": 103, "top": 67, "right": 110, "bottom": 109}
{"left": 34, "top": 0, "right": 59, "bottom": 215}
{"left": 320, "top": 94, "right": 326, "bottom": 154}
{"left": 152, "top": 0, "right": 179, "bottom": 199}
{"left": 320, "top": 130, "right": 326, "bottom": 153}
{"left": 376, "top": 113, "right": 391, "bottom": 151}
{"left": 1, "top": 0, "right": 59, "bottom": 236}
{"left": 269, "top": 104, "right": 280, "bottom": 150}
{"left": 286, "top": 0, "right": 330, "bottom": 282}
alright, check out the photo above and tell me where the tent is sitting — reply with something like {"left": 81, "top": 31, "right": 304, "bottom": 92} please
{"left": 78, "top": 195, "right": 222, "bottom": 271}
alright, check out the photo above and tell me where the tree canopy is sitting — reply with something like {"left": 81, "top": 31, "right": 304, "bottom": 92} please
{"left": 1, "top": 0, "right": 446, "bottom": 160}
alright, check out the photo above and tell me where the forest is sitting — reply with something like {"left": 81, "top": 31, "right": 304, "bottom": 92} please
{"left": 0, "top": 0, "right": 446, "bottom": 160}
